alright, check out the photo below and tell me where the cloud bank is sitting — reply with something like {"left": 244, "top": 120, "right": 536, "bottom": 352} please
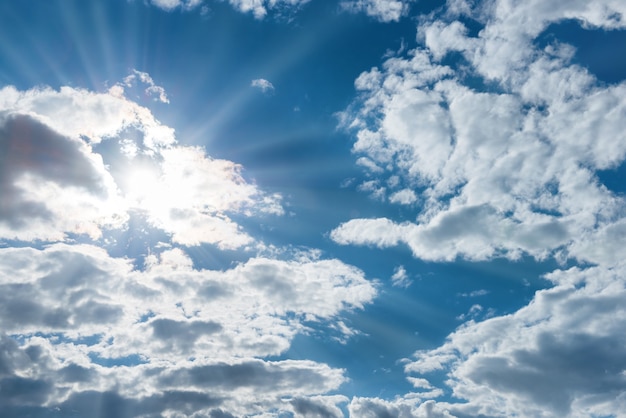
{"left": 0, "top": 74, "right": 377, "bottom": 416}
{"left": 331, "top": 0, "right": 626, "bottom": 416}
{"left": 333, "top": 0, "right": 626, "bottom": 265}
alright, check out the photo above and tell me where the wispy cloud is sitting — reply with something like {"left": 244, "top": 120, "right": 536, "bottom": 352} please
{"left": 340, "top": 0, "right": 413, "bottom": 22}
{"left": 122, "top": 69, "right": 169, "bottom": 103}
{"left": 333, "top": 3, "right": 626, "bottom": 263}
{"left": 150, "top": 0, "right": 204, "bottom": 12}
{"left": 391, "top": 265, "right": 411, "bottom": 288}
{"left": 251, "top": 78, "right": 275, "bottom": 93}
{"left": 0, "top": 75, "right": 377, "bottom": 416}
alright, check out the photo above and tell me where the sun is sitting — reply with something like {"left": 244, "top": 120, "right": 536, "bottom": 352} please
{"left": 121, "top": 163, "right": 175, "bottom": 219}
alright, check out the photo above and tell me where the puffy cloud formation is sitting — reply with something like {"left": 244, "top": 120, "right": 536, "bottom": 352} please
{"left": 403, "top": 263, "right": 626, "bottom": 417}
{"left": 331, "top": 0, "right": 626, "bottom": 416}
{"left": 333, "top": 0, "right": 626, "bottom": 264}
{"left": 0, "top": 75, "right": 377, "bottom": 416}
{"left": 0, "top": 242, "right": 374, "bottom": 415}
{"left": 0, "top": 81, "right": 281, "bottom": 248}
{"left": 341, "top": 0, "right": 413, "bottom": 22}
{"left": 228, "top": 0, "right": 312, "bottom": 19}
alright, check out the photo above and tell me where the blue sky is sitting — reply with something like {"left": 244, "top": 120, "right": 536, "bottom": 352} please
{"left": 1, "top": 0, "right": 626, "bottom": 417}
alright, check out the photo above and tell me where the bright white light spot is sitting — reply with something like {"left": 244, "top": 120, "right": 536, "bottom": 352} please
{"left": 122, "top": 164, "right": 179, "bottom": 219}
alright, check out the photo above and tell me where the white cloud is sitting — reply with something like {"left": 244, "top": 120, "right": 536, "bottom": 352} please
{"left": 0, "top": 242, "right": 376, "bottom": 415}
{"left": 227, "top": 0, "right": 311, "bottom": 19}
{"left": 333, "top": 0, "right": 626, "bottom": 263}
{"left": 340, "top": 0, "right": 413, "bottom": 23}
{"left": 357, "top": 179, "right": 386, "bottom": 200}
{"left": 251, "top": 78, "right": 275, "bottom": 93}
{"left": 122, "top": 69, "right": 169, "bottom": 103}
{"left": 356, "top": 156, "right": 384, "bottom": 173}
{"left": 333, "top": 0, "right": 626, "bottom": 416}
{"left": 389, "top": 188, "right": 417, "bottom": 205}
{"left": 0, "top": 77, "right": 380, "bottom": 414}
{"left": 290, "top": 395, "right": 347, "bottom": 417}
{"left": 391, "top": 265, "right": 411, "bottom": 288}
{"left": 0, "top": 81, "right": 281, "bottom": 248}
{"left": 404, "top": 263, "right": 626, "bottom": 417}
{"left": 0, "top": 112, "right": 123, "bottom": 241}
{"left": 0, "top": 84, "right": 175, "bottom": 146}
{"left": 150, "top": 0, "right": 204, "bottom": 11}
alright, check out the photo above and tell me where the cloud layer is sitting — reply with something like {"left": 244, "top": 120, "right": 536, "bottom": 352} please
{"left": 0, "top": 77, "right": 377, "bottom": 416}
{"left": 333, "top": 0, "right": 626, "bottom": 265}
{"left": 331, "top": 0, "right": 626, "bottom": 416}
{"left": 0, "top": 83, "right": 282, "bottom": 248}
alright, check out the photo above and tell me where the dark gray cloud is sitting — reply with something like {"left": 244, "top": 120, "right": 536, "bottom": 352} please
{"left": 0, "top": 248, "right": 124, "bottom": 333}
{"left": 468, "top": 332, "right": 626, "bottom": 415}
{"left": 0, "top": 113, "right": 108, "bottom": 231}
{"left": 58, "top": 389, "right": 222, "bottom": 418}
{"left": 0, "top": 79, "right": 374, "bottom": 417}
{"left": 209, "top": 408, "right": 237, "bottom": 418}
{"left": 150, "top": 318, "right": 223, "bottom": 351}
{"left": 160, "top": 360, "right": 330, "bottom": 392}
{"left": 0, "top": 376, "right": 52, "bottom": 406}
{"left": 291, "top": 397, "right": 343, "bottom": 418}
{"left": 58, "top": 364, "right": 96, "bottom": 383}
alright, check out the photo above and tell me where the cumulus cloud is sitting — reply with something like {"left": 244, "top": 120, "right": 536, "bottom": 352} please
{"left": 0, "top": 112, "right": 120, "bottom": 241}
{"left": 341, "top": 0, "right": 413, "bottom": 22}
{"left": 0, "top": 217, "right": 374, "bottom": 415}
{"left": 290, "top": 395, "right": 347, "bottom": 417}
{"left": 348, "top": 396, "right": 453, "bottom": 417}
{"left": 0, "top": 82, "right": 282, "bottom": 248}
{"left": 332, "top": 0, "right": 626, "bottom": 416}
{"left": 0, "top": 76, "right": 378, "bottom": 416}
{"left": 0, "top": 330, "right": 346, "bottom": 416}
{"left": 403, "top": 263, "right": 626, "bottom": 417}
{"left": 218, "top": 0, "right": 311, "bottom": 19}
{"left": 251, "top": 78, "right": 276, "bottom": 93}
{"left": 389, "top": 188, "right": 418, "bottom": 205}
{"left": 333, "top": 0, "right": 626, "bottom": 264}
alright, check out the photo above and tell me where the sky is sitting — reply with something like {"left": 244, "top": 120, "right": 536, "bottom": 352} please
{"left": 0, "top": 0, "right": 626, "bottom": 417}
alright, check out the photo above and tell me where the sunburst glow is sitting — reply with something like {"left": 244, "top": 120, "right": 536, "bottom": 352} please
{"left": 123, "top": 164, "right": 166, "bottom": 209}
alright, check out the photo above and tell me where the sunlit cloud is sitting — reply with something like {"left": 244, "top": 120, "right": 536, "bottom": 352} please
{"left": 0, "top": 71, "right": 378, "bottom": 415}
{"left": 0, "top": 81, "right": 283, "bottom": 248}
